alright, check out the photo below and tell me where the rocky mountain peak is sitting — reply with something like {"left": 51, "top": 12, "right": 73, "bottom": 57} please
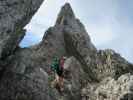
{"left": 0, "top": 2, "right": 133, "bottom": 100}
{"left": 56, "top": 3, "right": 75, "bottom": 26}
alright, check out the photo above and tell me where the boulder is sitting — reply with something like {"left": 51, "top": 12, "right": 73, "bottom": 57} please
{"left": 81, "top": 73, "right": 133, "bottom": 100}
{"left": 0, "top": 48, "right": 53, "bottom": 100}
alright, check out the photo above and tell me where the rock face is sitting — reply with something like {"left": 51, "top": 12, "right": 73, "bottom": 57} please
{"left": 81, "top": 73, "right": 133, "bottom": 100}
{"left": 0, "top": 2, "right": 133, "bottom": 100}
{"left": 48, "top": 56, "right": 88, "bottom": 100}
{"left": 0, "top": 0, "right": 44, "bottom": 59}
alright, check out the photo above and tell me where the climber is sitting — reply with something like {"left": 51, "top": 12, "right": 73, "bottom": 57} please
{"left": 50, "top": 56, "right": 67, "bottom": 92}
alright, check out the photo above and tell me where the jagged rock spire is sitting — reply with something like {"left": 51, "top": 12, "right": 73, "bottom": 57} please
{"left": 0, "top": 2, "right": 133, "bottom": 100}
{"left": 56, "top": 3, "right": 75, "bottom": 26}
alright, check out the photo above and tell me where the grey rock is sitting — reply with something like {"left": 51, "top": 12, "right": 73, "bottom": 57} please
{"left": 36, "top": 26, "right": 67, "bottom": 72}
{"left": 0, "top": 0, "right": 44, "bottom": 59}
{"left": 95, "top": 49, "right": 133, "bottom": 80}
{"left": 91, "top": 74, "right": 133, "bottom": 100}
{"left": 0, "top": 48, "right": 53, "bottom": 100}
{"left": 0, "top": 2, "right": 133, "bottom": 100}
{"left": 81, "top": 73, "right": 133, "bottom": 100}
{"left": 49, "top": 56, "right": 88, "bottom": 100}
{"left": 60, "top": 3, "right": 98, "bottom": 81}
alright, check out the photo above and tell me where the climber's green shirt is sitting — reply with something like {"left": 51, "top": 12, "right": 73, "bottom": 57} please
{"left": 51, "top": 57, "right": 64, "bottom": 77}
{"left": 51, "top": 57, "right": 60, "bottom": 72}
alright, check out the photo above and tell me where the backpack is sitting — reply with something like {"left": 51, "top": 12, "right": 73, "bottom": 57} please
{"left": 59, "top": 57, "right": 65, "bottom": 71}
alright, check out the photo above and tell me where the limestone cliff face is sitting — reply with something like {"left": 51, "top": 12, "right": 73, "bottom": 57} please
{"left": 0, "top": 2, "right": 133, "bottom": 100}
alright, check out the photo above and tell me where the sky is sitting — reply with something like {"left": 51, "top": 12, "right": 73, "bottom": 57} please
{"left": 20, "top": 0, "right": 133, "bottom": 63}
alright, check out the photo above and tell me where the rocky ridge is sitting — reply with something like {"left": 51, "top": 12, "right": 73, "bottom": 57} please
{"left": 0, "top": 2, "right": 133, "bottom": 100}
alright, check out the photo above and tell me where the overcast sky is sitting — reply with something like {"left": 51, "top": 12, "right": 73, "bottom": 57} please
{"left": 20, "top": 0, "right": 133, "bottom": 63}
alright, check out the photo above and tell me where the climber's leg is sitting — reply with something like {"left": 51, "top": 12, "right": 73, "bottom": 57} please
{"left": 51, "top": 73, "right": 58, "bottom": 88}
{"left": 59, "top": 76, "right": 64, "bottom": 91}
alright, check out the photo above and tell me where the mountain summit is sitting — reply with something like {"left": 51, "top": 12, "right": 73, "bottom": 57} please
{"left": 56, "top": 3, "right": 75, "bottom": 25}
{"left": 0, "top": 2, "right": 133, "bottom": 100}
